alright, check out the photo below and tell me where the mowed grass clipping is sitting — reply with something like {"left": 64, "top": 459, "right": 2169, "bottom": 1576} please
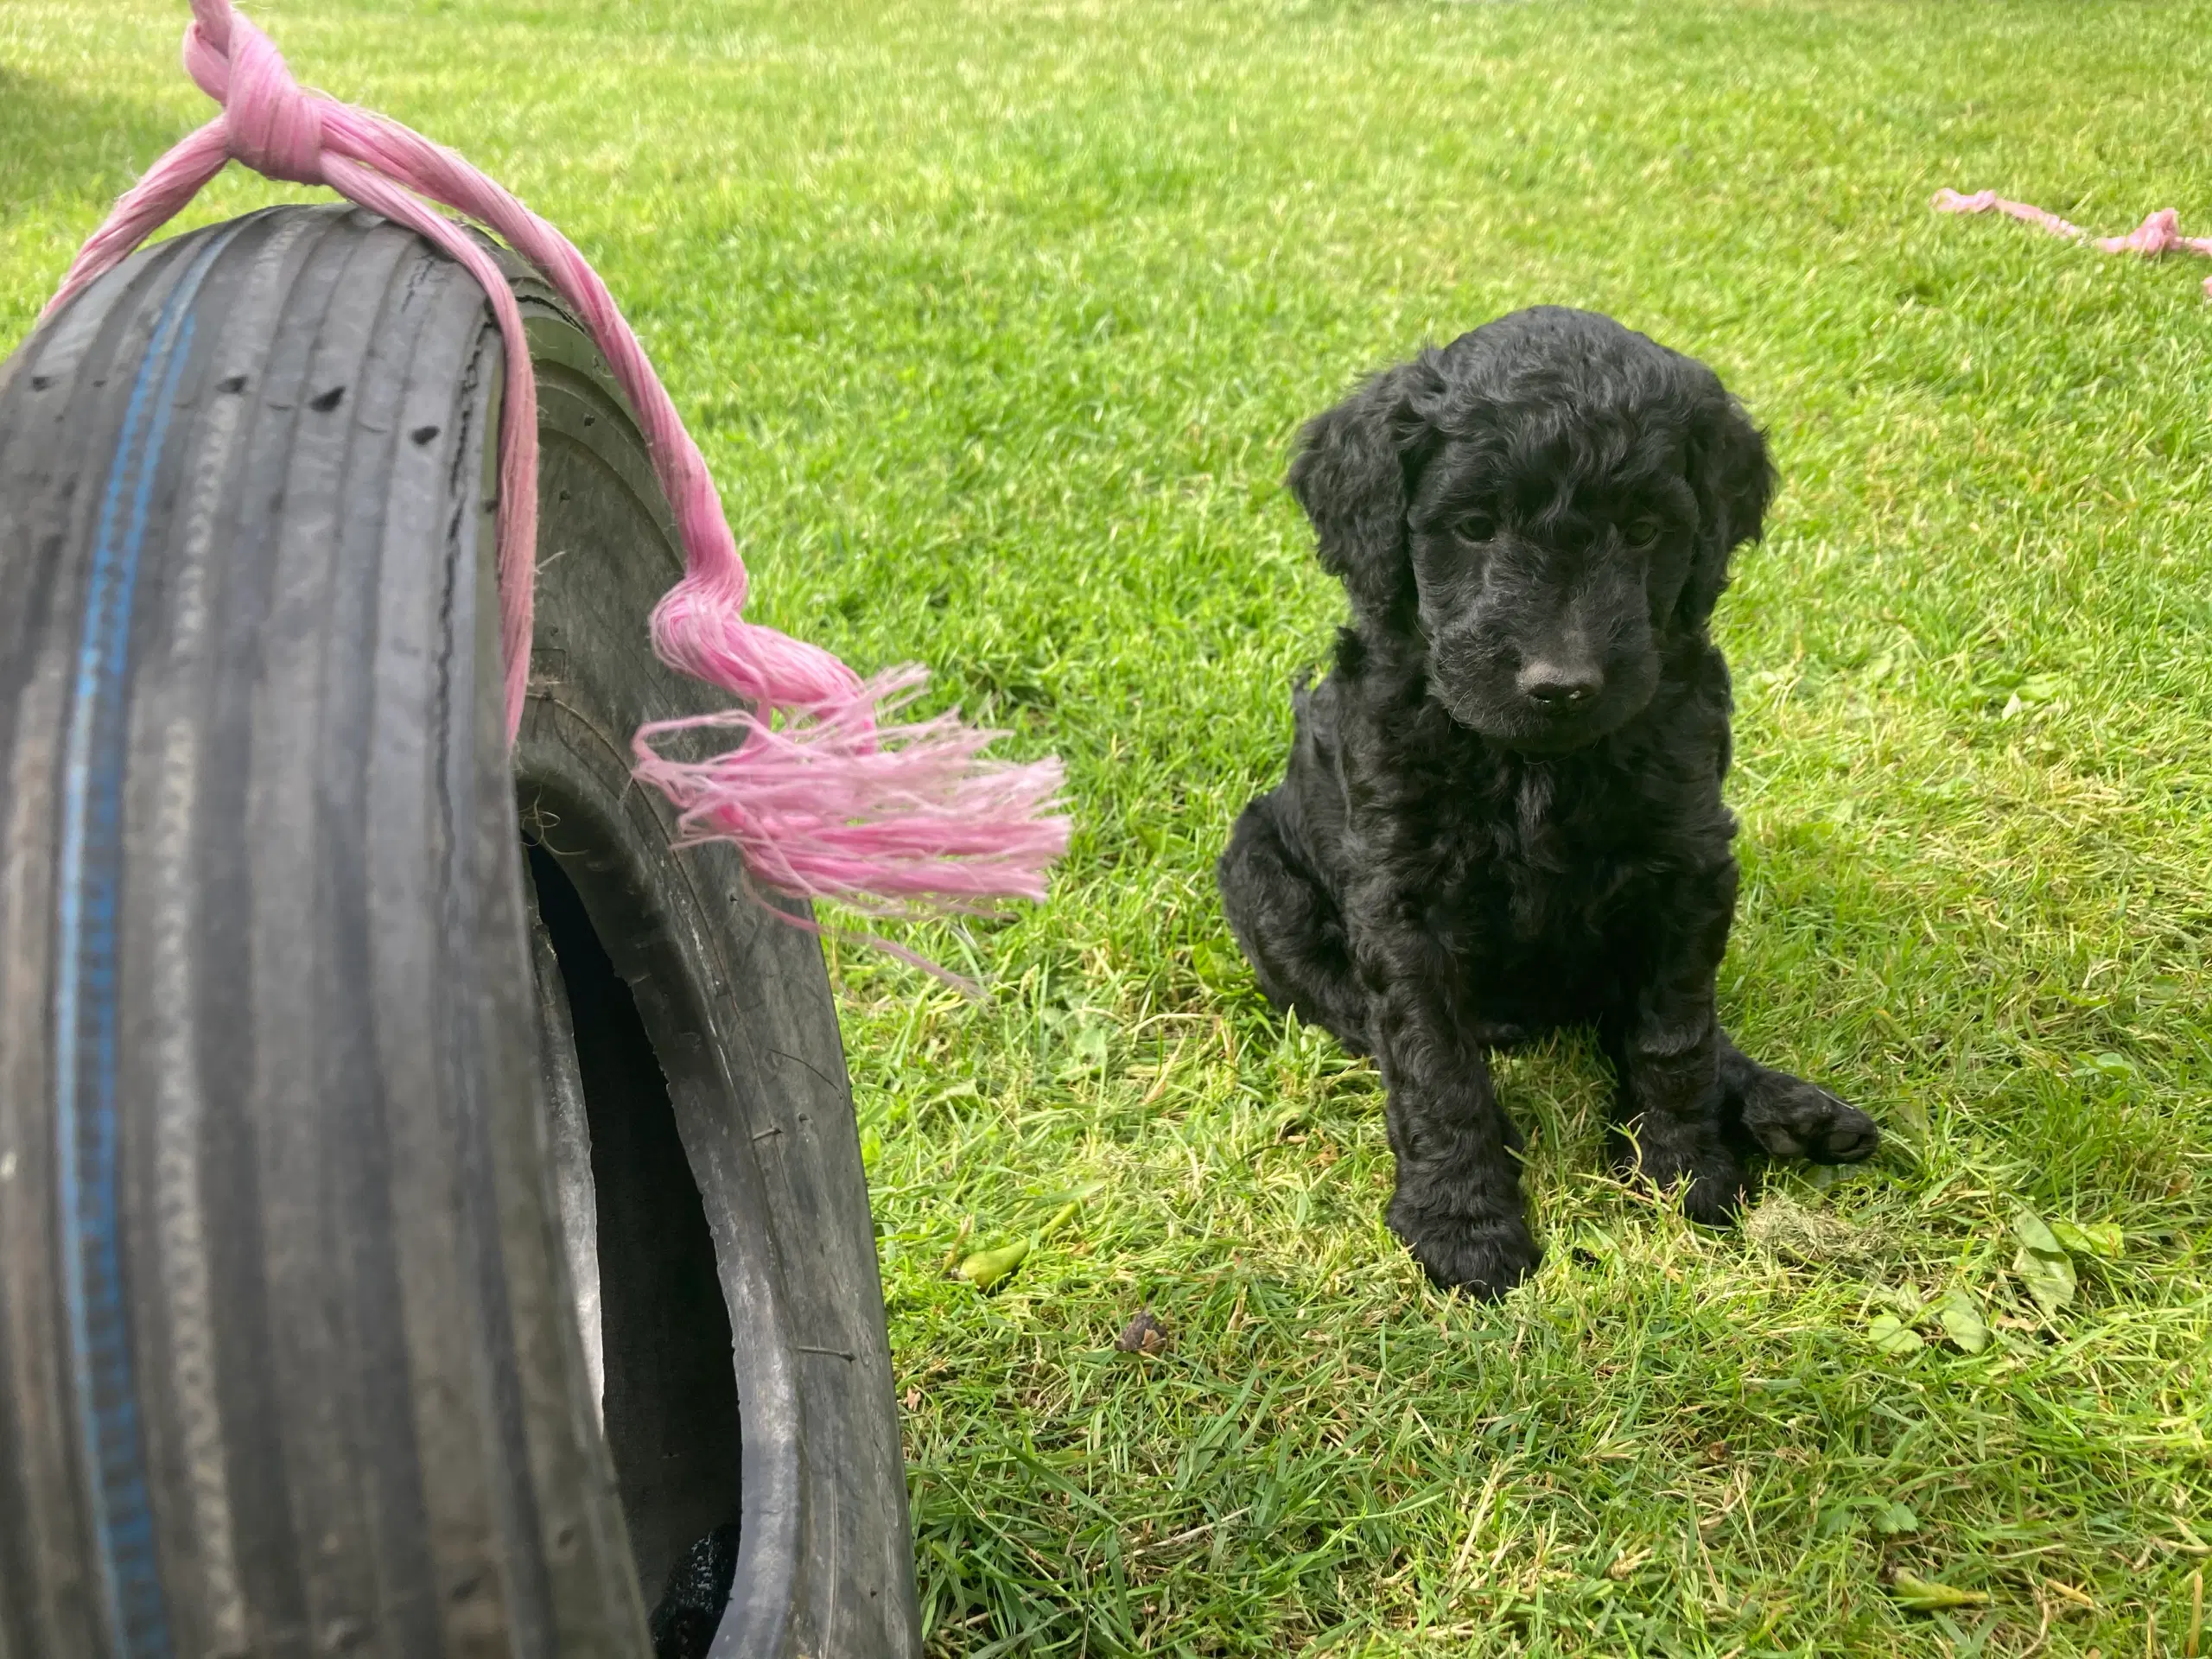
{"left": 9, "top": 1, "right": 2212, "bottom": 1653}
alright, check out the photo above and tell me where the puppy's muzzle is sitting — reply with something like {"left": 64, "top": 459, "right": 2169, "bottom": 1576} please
{"left": 1515, "top": 659, "right": 1604, "bottom": 711}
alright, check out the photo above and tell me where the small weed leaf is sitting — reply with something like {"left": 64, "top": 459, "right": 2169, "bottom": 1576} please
{"left": 1888, "top": 1572, "right": 1990, "bottom": 1611}
{"left": 1873, "top": 1501, "right": 1921, "bottom": 1535}
{"left": 2072, "top": 1052, "right": 2143, "bottom": 1101}
{"left": 1935, "top": 1288, "right": 1991, "bottom": 1354}
{"left": 2011, "top": 1208, "right": 2077, "bottom": 1314}
{"left": 1191, "top": 940, "right": 1243, "bottom": 988}
{"left": 1868, "top": 1312, "right": 1925, "bottom": 1356}
{"left": 1995, "top": 671, "right": 2066, "bottom": 721}
{"left": 2010, "top": 1209, "right": 2065, "bottom": 1256}
{"left": 1820, "top": 1497, "right": 1921, "bottom": 1540}
{"left": 2013, "top": 1245, "right": 2076, "bottom": 1316}
{"left": 2050, "top": 1219, "right": 2123, "bottom": 1260}
{"left": 1056, "top": 1013, "right": 1114, "bottom": 1079}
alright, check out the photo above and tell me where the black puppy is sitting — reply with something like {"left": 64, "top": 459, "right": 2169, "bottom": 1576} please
{"left": 1218, "top": 308, "right": 1878, "bottom": 1299}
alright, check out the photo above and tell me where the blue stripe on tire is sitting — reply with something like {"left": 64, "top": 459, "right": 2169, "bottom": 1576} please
{"left": 54, "top": 225, "right": 238, "bottom": 1658}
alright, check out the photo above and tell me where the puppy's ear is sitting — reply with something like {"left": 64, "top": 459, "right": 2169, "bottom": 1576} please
{"left": 1287, "top": 359, "right": 1442, "bottom": 620}
{"left": 1679, "top": 393, "right": 1776, "bottom": 629}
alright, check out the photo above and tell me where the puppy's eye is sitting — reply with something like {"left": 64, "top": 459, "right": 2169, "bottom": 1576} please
{"left": 1453, "top": 512, "right": 1497, "bottom": 543}
{"left": 1626, "top": 518, "right": 1664, "bottom": 550}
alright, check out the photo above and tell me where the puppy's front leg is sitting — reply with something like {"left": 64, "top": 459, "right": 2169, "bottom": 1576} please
{"left": 1610, "top": 877, "right": 1746, "bottom": 1224}
{"left": 1363, "top": 934, "right": 1540, "bottom": 1297}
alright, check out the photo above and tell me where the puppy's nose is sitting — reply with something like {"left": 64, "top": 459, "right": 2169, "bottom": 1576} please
{"left": 1517, "top": 663, "right": 1603, "bottom": 709}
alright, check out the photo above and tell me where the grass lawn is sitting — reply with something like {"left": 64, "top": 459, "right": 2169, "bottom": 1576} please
{"left": 10, "top": 1, "right": 2212, "bottom": 1653}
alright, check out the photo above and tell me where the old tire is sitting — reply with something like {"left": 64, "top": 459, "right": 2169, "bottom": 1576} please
{"left": 0, "top": 204, "right": 918, "bottom": 1658}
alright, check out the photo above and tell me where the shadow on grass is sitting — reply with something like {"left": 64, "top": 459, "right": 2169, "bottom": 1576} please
{"left": 0, "top": 67, "right": 199, "bottom": 225}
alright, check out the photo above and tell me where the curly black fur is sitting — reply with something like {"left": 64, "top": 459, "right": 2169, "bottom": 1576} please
{"left": 1218, "top": 308, "right": 1878, "bottom": 1298}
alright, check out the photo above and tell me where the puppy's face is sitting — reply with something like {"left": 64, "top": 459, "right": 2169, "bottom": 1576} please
{"left": 1289, "top": 308, "right": 1775, "bottom": 752}
{"left": 1404, "top": 423, "right": 1700, "bottom": 749}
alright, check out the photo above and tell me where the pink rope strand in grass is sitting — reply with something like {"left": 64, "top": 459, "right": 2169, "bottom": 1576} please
{"left": 45, "top": 0, "right": 1068, "bottom": 914}
{"left": 1933, "top": 188, "right": 2212, "bottom": 299}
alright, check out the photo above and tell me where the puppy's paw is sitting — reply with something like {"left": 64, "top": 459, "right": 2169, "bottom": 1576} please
{"left": 1388, "top": 1202, "right": 1541, "bottom": 1299}
{"left": 1618, "top": 1134, "right": 1747, "bottom": 1227}
{"left": 1735, "top": 1068, "right": 1878, "bottom": 1165}
{"left": 1680, "top": 1151, "right": 1749, "bottom": 1225}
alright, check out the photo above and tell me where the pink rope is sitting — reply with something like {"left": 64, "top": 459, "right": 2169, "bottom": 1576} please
{"left": 1933, "top": 188, "right": 2212, "bottom": 298}
{"left": 45, "top": 0, "right": 1068, "bottom": 914}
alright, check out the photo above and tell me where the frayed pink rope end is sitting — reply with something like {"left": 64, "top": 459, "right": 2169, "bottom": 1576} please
{"left": 47, "top": 0, "right": 1071, "bottom": 948}
{"left": 1935, "top": 188, "right": 2212, "bottom": 299}
{"left": 2093, "top": 207, "right": 2212, "bottom": 260}
{"left": 632, "top": 667, "right": 1070, "bottom": 907}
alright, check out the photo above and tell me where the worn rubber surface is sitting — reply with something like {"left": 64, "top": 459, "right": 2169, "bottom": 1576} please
{"left": 0, "top": 203, "right": 919, "bottom": 1659}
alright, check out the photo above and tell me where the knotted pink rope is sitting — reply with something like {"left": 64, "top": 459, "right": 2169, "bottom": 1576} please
{"left": 1933, "top": 188, "right": 2212, "bottom": 298}
{"left": 45, "top": 0, "right": 1067, "bottom": 919}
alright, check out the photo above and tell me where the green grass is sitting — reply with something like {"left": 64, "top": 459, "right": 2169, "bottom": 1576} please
{"left": 10, "top": 1, "right": 2212, "bottom": 1652}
